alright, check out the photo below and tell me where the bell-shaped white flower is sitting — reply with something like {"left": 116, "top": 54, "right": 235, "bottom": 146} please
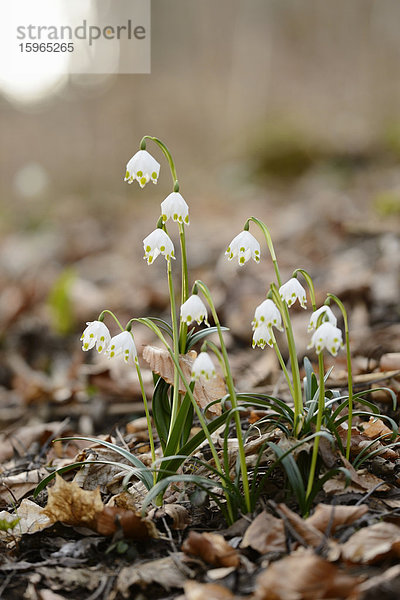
{"left": 252, "top": 299, "right": 283, "bottom": 332}
{"left": 143, "top": 229, "right": 175, "bottom": 264}
{"left": 124, "top": 150, "right": 160, "bottom": 188}
{"left": 308, "top": 322, "right": 343, "bottom": 356}
{"left": 252, "top": 324, "right": 274, "bottom": 349}
{"left": 81, "top": 321, "right": 111, "bottom": 353}
{"left": 107, "top": 331, "right": 138, "bottom": 365}
{"left": 225, "top": 231, "right": 260, "bottom": 266}
{"left": 279, "top": 278, "right": 307, "bottom": 309}
{"left": 191, "top": 352, "right": 216, "bottom": 381}
{"left": 180, "top": 294, "right": 209, "bottom": 326}
{"left": 308, "top": 306, "right": 337, "bottom": 332}
{"left": 161, "top": 192, "right": 189, "bottom": 225}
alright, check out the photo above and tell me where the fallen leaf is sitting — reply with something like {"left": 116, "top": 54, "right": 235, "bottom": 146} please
{"left": 276, "top": 504, "right": 324, "bottom": 547}
{"left": 184, "top": 581, "right": 235, "bottom": 600}
{"left": 254, "top": 549, "right": 361, "bottom": 599}
{"left": 95, "top": 506, "right": 157, "bottom": 540}
{"left": 341, "top": 521, "right": 400, "bottom": 564}
{"left": 355, "top": 563, "right": 400, "bottom": 598}
{"left": 306, "top": 503, "right": 369, "bottom": 534}
{"left": 142, "top": 345, "right": 225, "bottom": 416}
{"left": 182, "top": 531, "right": 240, "bottom": 568}
{"left": 361, "top": 417, "right": 394, "bottom": 440}
{"left": 0, "top": 498, "right": 51, "bottom": 540}
{"left": 149, "top": 504, "right": 192, "bottom": 530}
{"left": 240, "top": 511, "right": 286, "bottom": 554}
{"left": 43, "top": 474, "right": 104, "bottom": 529}
{"left": 117, "top": 554, "right": 188, "bottom": 597}
{"left": 0, "top": 468, "right": 48, "bottom": 503}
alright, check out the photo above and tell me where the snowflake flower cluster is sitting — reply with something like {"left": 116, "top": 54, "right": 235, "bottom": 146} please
{"left": 81, "top": 321, "right": 138, "bottom": 366}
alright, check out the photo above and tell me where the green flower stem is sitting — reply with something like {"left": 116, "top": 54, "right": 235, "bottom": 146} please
{"left": 306, "top": 351, "right": 325, "bottom": 499}
{"left": 327, "top": 294, "right": 353, "bottom": 460}
{"left": 98, "top": 309, "right": 125, "bottom": 332}
{"left": 135, "top": 361, "right": 157, "bottom": 485}
{"left": 178, "top": 222, "right": 189, "bottom": 353}
{"left": 166, "top": 259, "right": 181, "bottom": 444}
{"left": 194, "top": 280, "right": 251, "bottom": 515}
{"left": 245, "top": 217, "right": 282, "bottom": 286}
{"left": 133, "top": 317, "right": 234, "bottom": 523}
{"left": 140, "top": 135, "right": 179, "bottom": 188}
{"left": 293, "top": 269, "right": 316, "bottom": 310}
{"left": 270, "top": 284, "right": 303, "bottom": 433}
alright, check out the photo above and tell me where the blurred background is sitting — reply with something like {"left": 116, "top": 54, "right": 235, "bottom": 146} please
{"left": 1, "top": 0, "right": 399, "bottom": 430}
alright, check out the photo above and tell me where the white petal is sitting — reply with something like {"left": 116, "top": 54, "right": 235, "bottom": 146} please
{"left": 308, "top": 306, "right": 337, "bottom": 331}
{"left": 279, "top": 278, "right": 307, "bottom": 309}
{"left": 180, "top": 295, "right": 209, "bottom": 326}
{"left": 143, "top": 229, "right": 175, "bottom": 264}
{"left": 252, "top": 324, "right": 273, "bottom": 349}
{"left": 191, "top": 352, "right": 216, "bottom": 381}
{"left": 225, "top": 231, "right": 260, "bottom": 266}
{"left": 125, "top": 150, "right": 160, "bottom": 187}
{"left": 252, "top": 299, "right": 283, "bottom": 331}
{"left": 161, "top": 192, "right": 189, "bottom": 225}
{"left": 308, "top": 322, "right": 343, "bottom": 356}
{"left": 107, "top": 331, "right": 137, "bottom": 365}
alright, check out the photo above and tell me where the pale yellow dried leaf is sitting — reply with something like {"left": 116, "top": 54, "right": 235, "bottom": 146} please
{"left": 184, "top": 581, "right": 235, "bottom": 600}
{"left": 142, "top": 345, "right": 224, "bottom": 416}
{"left": 43, "top": 474, "right": 104, "bottom": 529}
{"left": 182, "top": 531, "right": 240, "bottom": 568}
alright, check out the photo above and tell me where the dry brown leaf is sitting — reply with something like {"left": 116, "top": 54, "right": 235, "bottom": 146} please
{"left": 142, "top": 345, "right": 224, "bottom": 416}
{"left": 341, "top": 521, "right": 400, "bottom": 564}
{"left": 184, "top": 581, "right": 235, "bottom": 600}
{"left": 276, "top": 504, "right": 325, "bottom": 547}
{"left": 95, "top": 506, "right": 157, "bottom": 540}
{"left": 0, "top": 468, "right": 48, "bottom": 503}
{"left": 43, "top": 474, "right": 104, "bottom": 529}
{"left": 324, "top": 457, "right": 390, "bottom": 495}
{"left": 149, "top": 504, "right": 192, "bottom": 530}
{"left": 117, "top": 554, "right": 187, "bottom": 597}
{"left": 355, "top": 563, "right": 400, "bottom": 598}
{"left": 254, "top": 549, "right": 361, "bottom": 600}
{"left": 0, "top": 421, "right": 67, "bottom": 462}
{"left": 182, "top": 531, "right": 240, "bottom": 568}
{"left": 240, "top": 511, "right": 286, "bottom": 554}
{"left": 306, "top": 503, "right": 369, "bottom": 534}
{"left": 361, "top": 417, "right": 394, "bottom": 440}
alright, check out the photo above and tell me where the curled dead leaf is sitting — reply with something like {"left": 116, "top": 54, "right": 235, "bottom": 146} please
{"left": 182, "top": 531, "right": 240, "bottom": 568}
{"left": 254, "top": 549, "right": 361, "bottom": 600}
{"left": 341, "top": 521, "right": 400, "bottom": 564}
{"left": 142, "top": 345, "right": 225, "bottom": 416}
{"left": 148, "top": 504, "right": 191, "bottom": 530}
{"left": 43, "top": 474, "right": 104, "bottom": 529}
{"left": 240, "top": 511, "right": 286, "bottom": 554}
{"left": 95, "top": 506, "right": 157, "bottom": 540}
{"left": 306, "top": 503, "right": 368, "bottom": 535}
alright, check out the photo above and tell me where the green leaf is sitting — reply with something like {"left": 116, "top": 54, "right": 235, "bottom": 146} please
{"left": 145, "top": 317, "right": 173, "bottom": 339}
{"left": 152, "top": 378, "right": 171, "bottom": 451}
{"left": 186, "top": 326, "right": 229, "bottom": 351}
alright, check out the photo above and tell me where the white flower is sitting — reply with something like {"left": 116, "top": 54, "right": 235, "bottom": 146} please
{"left": 161, "top": 192, "right": 189, "bottom": 225}
{"left": 107, "top": 331, "right": 138, "bottom": 365}
{"left": 124, "top": 150, "right": 160, "bottom": 187}
{"left": 225, "top": 231, "right": 260, "bottom": 266}
{"left": 180, "top": 295, "right": 209, "bottom": 326}
{"left": 143, "top": 229, "right": 175, "bottom": 264}
{"left": 279, "top": 278, "right": 307, "bottom": 308}
{"left": 81, "top": 321, "right": 111, "bottom": 353}
{"left": 191, "top": 352, "right": 216, "bottom": 381}
{"left": 308, "top": 306, "right": 337, "bottom": 331}
{"left": 308, "top": 322, "right": 343, "bottom": 356}
{"left": 252, "top": 324, "right": 274, "bottom": 349}
{"left": 252, "top": 299, "right": 283, "bottom": 332}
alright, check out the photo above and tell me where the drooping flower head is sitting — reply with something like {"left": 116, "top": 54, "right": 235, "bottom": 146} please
{"left": 143, "top": 229, "right": 175, "bottom": 265}
{"left": 225, "top": 231, "right": 260, "bottom": 266}
{"left": 180, "top": 294, "right": 209, "bottom": 326}
{"left": 308, "top": 322, "right": 343, "bottom": 357}
{"left": 81, "top": 321, "right": 111, "bottom": 353}
{"left": 125, "top": 150, "right": 160, "bottom": 188}
{"left": 161, "top": 192, "right": 189, "bottom": 225}
{"left": 279, "top": 278, "right": 307, "bottom": 309}
{"left": 252, "top": 324, "right": 274, "bottom": 349}
{"left": 308, "top": 306, "right": 337, "bottom": 332}
{"left": 252, "top": 299, "right": 283, "bottom": 332}
{"left": 191, "top": 352, "right": 216, "bottom": 381}
{"left": 107, "top": 331, "right": 138, "bottom": 366}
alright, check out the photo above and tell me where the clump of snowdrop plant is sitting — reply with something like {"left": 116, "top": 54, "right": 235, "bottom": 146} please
{"left": 37, "top": 136, "right": 397, "bottom": 523}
